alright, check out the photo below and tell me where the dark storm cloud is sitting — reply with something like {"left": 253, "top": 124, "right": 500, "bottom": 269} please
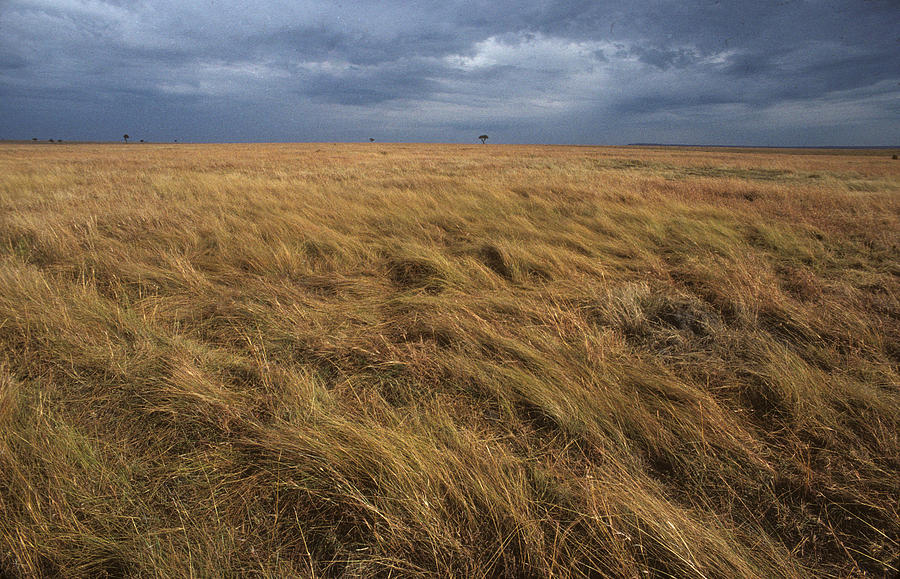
{"left": 262, "top": 25, "right": 472, "bottom": 66}
{"left": 629, "top": 46, "right": 700, "bottom": 70}
{"left": 0, "top": 0, "right": 897, "bottom": 144}
{"left": 616, "top": 93, "right": 736, "bottom": 115}
{"left": 0, "top": 52, "right": 28, "bottom": 70}
{"left": 302, "top": 61, "right": 442, "bottom": 105}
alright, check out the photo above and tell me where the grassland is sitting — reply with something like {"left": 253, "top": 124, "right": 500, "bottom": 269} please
{"left": 0, "top": 142, "right": 897, "bottom": 577}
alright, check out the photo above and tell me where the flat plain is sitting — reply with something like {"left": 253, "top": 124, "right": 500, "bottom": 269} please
{"left": 0, "top": 142, "right": 898, "bottom": 577}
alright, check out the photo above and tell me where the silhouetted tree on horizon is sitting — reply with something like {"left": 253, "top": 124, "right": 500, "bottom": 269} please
{"left": 123, "top": 134, "right": 130, "bottom": 143}
{"left": 479, "top": 134, "right": 489, "bottom": 144}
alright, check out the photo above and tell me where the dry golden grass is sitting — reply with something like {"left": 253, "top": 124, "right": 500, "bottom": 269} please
{"left": 0, "top": 142, "right": 898, "bottom": 577}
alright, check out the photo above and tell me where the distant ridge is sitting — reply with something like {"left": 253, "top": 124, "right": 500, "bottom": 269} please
{"left": 627, "top": 143, "right": 898, "bottom": 149}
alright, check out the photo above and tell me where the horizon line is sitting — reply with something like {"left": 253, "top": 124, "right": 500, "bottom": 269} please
{"left": 2, "top": 139, "right": 898, "bottom": 150}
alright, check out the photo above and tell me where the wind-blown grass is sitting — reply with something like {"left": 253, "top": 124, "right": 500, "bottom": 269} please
{"left": 1, "top": 142, "right": 898, "bottom": 577}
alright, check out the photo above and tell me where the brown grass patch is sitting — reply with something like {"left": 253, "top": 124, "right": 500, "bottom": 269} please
{"left": 0, "top": 142, "right": 897, "bottom": 577}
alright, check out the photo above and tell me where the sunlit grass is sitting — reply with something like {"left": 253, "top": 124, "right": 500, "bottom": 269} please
{"left": 1, "top": 142, "right": 898, "bottom": 577}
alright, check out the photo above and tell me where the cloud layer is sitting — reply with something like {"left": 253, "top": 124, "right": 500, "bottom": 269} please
{"left": 2, "top": 0, "right": 897, "bottom": 144}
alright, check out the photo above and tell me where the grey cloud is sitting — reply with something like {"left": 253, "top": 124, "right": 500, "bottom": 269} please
{"left": 0, "top": 52, "right": 27, "bottom": 70}
{"left": 630, "top": 46, "right": 700, "bottom": 70}
{"left": 614, "top": 93, "right": 736, "bottom": 115}
{"left": 257, "top": 26, "right": 349, "bottom": 61}
{"left": 722, "top": 50, "right": 783, "bottom": 77}
{"left": 716, "top": 44, "right": 898, "bottom": 106}
{"left": 0, "top": 0, "right": 897, "bottom": 145}
{"left": 302, "top": 62, "right": 442, "bottom": 105}
{"left": 263, "top": 26, "right": 471, "bottom": 66}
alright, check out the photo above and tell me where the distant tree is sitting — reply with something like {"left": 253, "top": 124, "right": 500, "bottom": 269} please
{"left": 32, "top": 137, "right": 37, "bottom": 141}
{"left": 123, "top": 134, "right": 129, "bottom": 143}
{"left": 140, "top": 139, "right": 145, "bottom": 143}
{"left": 58, "top": 139, "right": 63, "bottom": 143}
{"left": 48, "top": 139, "right": 54, "bottom": 143}
{"left": 479, "top": 134, "right": 489, "bottom": 144}
{"left": 369, "top": 138, "right": 375, "bottom": 142}
{"left": 893, "top": 154, "right": 898, "bottom": 160}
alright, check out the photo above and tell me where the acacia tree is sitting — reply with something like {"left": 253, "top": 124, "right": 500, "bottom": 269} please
{"left": 479, "top": 134, "right": 489, "bottom": 144}
{"left": 123, "top": 134, "right": 129, "bottom": 143}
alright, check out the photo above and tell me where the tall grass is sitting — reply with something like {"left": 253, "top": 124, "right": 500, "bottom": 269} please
{"left": 1, "top": 142, "right": 898, "bottom": 577}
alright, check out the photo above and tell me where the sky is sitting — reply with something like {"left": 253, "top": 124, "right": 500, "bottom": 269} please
{"left": 0, "top": 0, "right": 897, "bottom": 145}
